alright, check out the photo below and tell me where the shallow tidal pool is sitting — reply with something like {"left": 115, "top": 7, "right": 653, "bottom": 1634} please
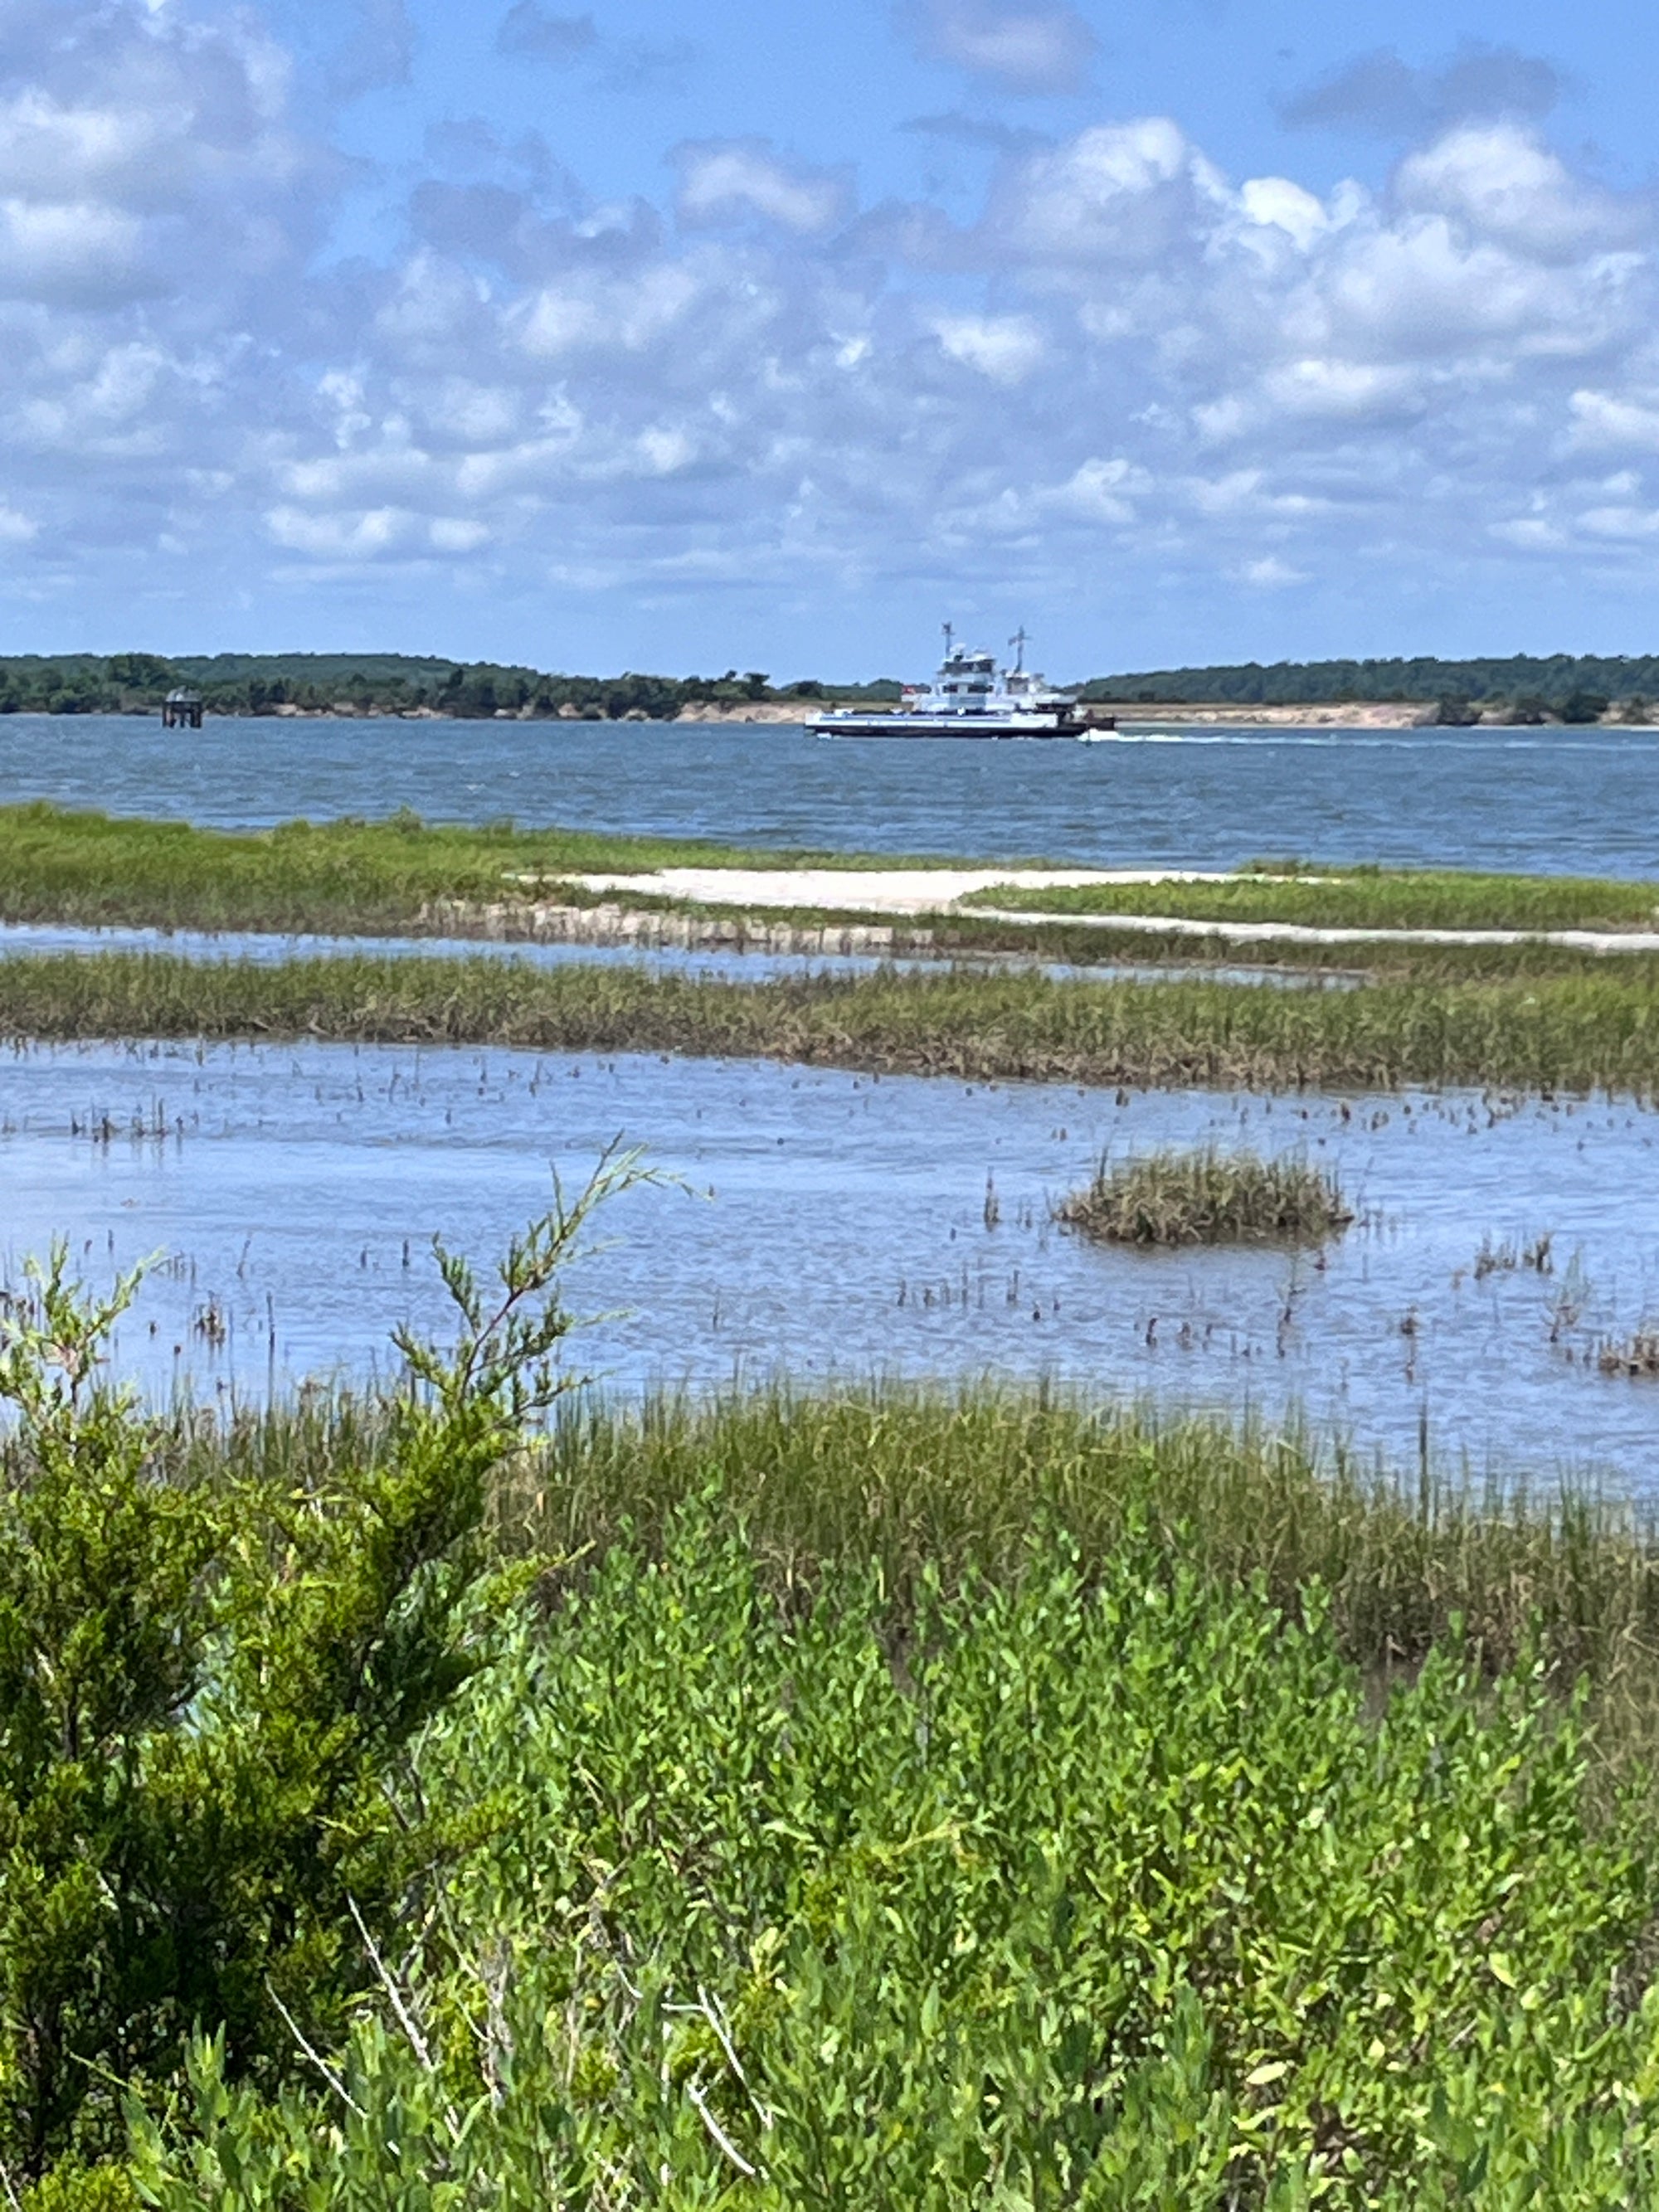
{"left": 2, "top": 1035, "right": 1657, "bottom": 1490}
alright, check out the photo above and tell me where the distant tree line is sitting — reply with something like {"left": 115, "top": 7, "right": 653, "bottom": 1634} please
{"left": 1080, "top": 655, "right": 1659, "bottom": 722}
{"left": 7, "top": 648, "right": 1658, "bottom": 723}
{"left": 0, "top": 654, "right": 903, "bottom": 718}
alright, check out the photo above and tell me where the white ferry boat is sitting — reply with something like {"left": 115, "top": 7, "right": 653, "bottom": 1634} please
{"left": 806, "top": 626, "right": 1108, "bottom": 740}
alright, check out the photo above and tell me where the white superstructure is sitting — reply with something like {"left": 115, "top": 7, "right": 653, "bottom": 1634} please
{"left": 807, "top": 625, "right": 1105, "bottom": 739}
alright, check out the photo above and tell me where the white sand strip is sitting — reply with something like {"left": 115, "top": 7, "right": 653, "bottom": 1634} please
{"left": 564, "top": 866, "right": 1238, "bottom": 913}
{"left": 562, "top": 867, "right": 1659, "bottom": 955}
{"left": 970, "top": 908, "right": 1659, "bottom": 955}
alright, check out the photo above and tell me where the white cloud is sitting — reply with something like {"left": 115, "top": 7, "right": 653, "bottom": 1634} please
{"left": 1263, "top": 358, "right": 1425, "bottom": 421}
{"left": 674, "top": 141, "right": 849, "bottom": 235}
{"left": 0, "top": 197, "right": 150, "bottom": 304}
{"left": 429, "top": 516, "right": 492, "bottom": 551}
{"left": 931, "top": 312, "right": 1045, "bottom": 382}
{"left": 1578, "top": 503, "right": 1659, "bottom": 540}
{"left": 1489, "top": 515, "right": 1562, "bottom": 548}
{"left": 985, "top": 119, "right": 1217, "bottom": 265}
{"left": 634, "top": 425, "right": 695, "bottom": 474}
{"left": 513, "top": 263, "right": 705, "bottom": 358}
{"left": 1395, "top": 124, "right": 1643, "bottom": 262}
{"left": 1049, "top": 456, "right": 1152, "bottom": 523}
{"left": 1567, "top": 389, "right": 1659, "bottom": 453}
{"left": 3, "top": 12, "right": 1659, "bottom": 639}
{"left": 1237, "top": 177, "right": 1333, "bottom": 252}
{"left": 903, "top": 0, "right": 1097, "bottom": 96}
{"left": 265, "top": 506, "right": 415, "bottom": 560}
{"left": 1239, "top": 555, "right": 1308, "bottom": 588}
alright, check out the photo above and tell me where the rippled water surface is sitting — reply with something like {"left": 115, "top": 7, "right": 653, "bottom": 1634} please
{"left": 0, "top": 921, "right": 1345, "bottom": 990}
{"left": 5, "top": 713, "right": 1658, "bottom": 874}
{"left": 6, "top": 1038, "right": 1657, "bottom": 1487}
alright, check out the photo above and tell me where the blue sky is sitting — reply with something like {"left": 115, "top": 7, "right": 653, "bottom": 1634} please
{"left": 0, "top": 0, "right": 1655, "bottom": 677}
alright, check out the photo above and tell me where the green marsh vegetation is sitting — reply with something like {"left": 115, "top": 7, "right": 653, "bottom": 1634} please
{"left": 7, "top": 805, "right": 1659, "bottom": 976}
{"left": 10, "top": 947, "right": 1659, "bottom": 1094}
{"left": 1058, "top": 1147, "right": 1354, "bottom": 1246}
{"left": 0, "top": 805, "right": 973, "bottom": 936}
{"left": 22, "top": 1250, "right": 1659, "bottom": 2200}
{"left": 965, "top": 863, "right": 1659, "bottom": 935}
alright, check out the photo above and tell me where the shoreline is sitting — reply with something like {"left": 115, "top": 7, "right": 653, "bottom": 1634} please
{"left": 2, "top": 805, "right": 1655, "bottom": 975}
{"left": 10, "top": 699, "right": 1658, "bottom": 728}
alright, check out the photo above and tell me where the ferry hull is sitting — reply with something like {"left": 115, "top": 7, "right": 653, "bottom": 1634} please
{"left": 807, "top": 712, "right": 1089, "bottom": 740}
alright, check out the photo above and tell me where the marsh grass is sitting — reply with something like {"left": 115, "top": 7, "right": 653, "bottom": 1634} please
{"left": 7, "top": 805, "right": 1659, "bottom": 993}
{"left": 141, "top": 1378, "right": 1659, "bottom": 1805}
{"left": 1058, "top": 1145, "right": 1353, "bottom": 1245}
{"left": 8, "top": 946, "right": 1659, "bottom": 1093}
{"left": 0, "top": 801, "right": 977, "bottom": 934}
{"left": 965, "top": 864, "right": 1659, "bottom": 934}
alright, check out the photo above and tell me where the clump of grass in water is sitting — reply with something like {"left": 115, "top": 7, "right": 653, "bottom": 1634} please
{"left": 1058, "top": 1145, "right": 1354, "bottom": 1246}
{"left": 1598, "top": 1329, "right": 1659, "bottom": 1378}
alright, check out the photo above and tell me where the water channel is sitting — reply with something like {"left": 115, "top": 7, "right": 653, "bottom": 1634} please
{"left": 0, "top": 921, "right": 1339, "bottom": 991}
{"left": 5, "top": 1036, "right": 1657, "bottom": 1489}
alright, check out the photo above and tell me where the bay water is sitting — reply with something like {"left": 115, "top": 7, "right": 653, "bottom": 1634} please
{"left": 4, "top": 713, "right": 1658, "bottom": 875}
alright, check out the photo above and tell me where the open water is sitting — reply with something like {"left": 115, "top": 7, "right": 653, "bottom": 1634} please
{"left": 2, "top": 712, "right": 1657, "bottom": 1475}
{"left": 6, "top": 1037, "right": 1658, "bottom": 1488}
{"left": 4, "top": 712, "right": 1658, "bottom": 875}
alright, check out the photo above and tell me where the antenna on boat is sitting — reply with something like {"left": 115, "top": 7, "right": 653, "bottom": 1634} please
{"left": 1009, "top": 625, "right": 1029, "bottom": 673}
{"left": 941, "top": 619, "right": 954, "bottom": 658}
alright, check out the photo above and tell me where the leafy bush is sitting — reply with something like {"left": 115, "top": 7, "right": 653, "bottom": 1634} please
{"left": 120, "top": 1510, "right": 1659, "bottom": 2205}
{"left": 12, "top": 1201, "right": 1659, "bottom": 2200}
{"left": 0, "top": 1156, "right": 638, "bottom": 2181}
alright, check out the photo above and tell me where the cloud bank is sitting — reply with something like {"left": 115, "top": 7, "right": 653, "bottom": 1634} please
{"left": 2, "top": 0, "right": 1658, "bottom": 659}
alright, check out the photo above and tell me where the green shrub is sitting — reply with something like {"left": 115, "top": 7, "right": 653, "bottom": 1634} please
{"left": 121, "top": 1509, "right": 1659, "bottom": 2206}
{"left": 0, "top": 1156, "right": 639, "bottom": 2180}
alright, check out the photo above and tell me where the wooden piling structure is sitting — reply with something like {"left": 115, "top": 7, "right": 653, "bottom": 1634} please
{"left": 162, "top": 688, "right": 203, "bottom": 729}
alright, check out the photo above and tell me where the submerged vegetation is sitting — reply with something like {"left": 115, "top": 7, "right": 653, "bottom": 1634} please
{"left": 17, "top": 1262, "right": 1659, "bottom": 2201}
{"left": 7, "top": 946, "right": 1659, "bottom": 1095}
{"left": 1058, "top": 1146, "right": 1354, "bottom": 1245}
{"left": 1599, "top": 1330, "right": 1659, "bottom": 1378}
